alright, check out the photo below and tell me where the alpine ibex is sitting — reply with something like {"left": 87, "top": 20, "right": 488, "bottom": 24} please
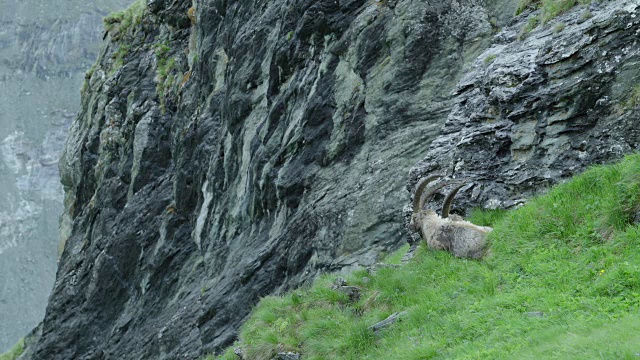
{"left": 409, "top": 175, "right": 492, "bottom": 259}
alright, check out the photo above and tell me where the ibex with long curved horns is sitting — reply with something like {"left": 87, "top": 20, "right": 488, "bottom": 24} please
{"left": 409, "top": 175, "right": 492, "bottom": 259}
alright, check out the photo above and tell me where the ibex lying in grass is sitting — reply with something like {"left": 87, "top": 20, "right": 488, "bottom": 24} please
{"left": 409, "top": 175, "right": 492, "bottom": 259}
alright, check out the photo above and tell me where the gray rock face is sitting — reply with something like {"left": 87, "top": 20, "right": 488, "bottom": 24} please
{"left": 408, "top": 0, "right": 640, "bottom": 227}
{"left": 0, "top": 0, "right": 131, "bottom": 353}
{"left": 29, "top": 0, "right": 640, "bottom": 358}
{"left": 19, "top": 0, "right": 640, "bottom": 357}
{"left": 24, "top": 0, "right": 519, "bottom": 358}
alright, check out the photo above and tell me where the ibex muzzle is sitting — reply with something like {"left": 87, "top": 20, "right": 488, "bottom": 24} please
{"left": 410, "top": 176, "right": 492, "bottom": 259}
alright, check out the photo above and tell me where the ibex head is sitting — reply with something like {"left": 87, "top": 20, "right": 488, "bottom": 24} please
{"left": 410, "top": 175, "right": 467, "bottom": 227}
{"left": 410, "top": 175, "right": 492, "bottom": 259}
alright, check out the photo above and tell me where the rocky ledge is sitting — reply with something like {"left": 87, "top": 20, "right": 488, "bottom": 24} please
{"left": 408, "top": 0, "right": 640, "bottom": 224}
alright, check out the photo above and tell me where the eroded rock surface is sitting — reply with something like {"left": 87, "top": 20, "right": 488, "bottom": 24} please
{"left": 25, "top": 0, "right": 518, "bottom": 358}
{"left": 27, "top": 0, "right": 640, "bottom": 358}
{"left": 408, "top": 0, "right": 640, "bottom": 230}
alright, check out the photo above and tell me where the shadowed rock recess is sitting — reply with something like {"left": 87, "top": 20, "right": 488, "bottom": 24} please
{"left": 407, "top": 0, "right": 640, "bottom": 230}
{"left": 23, "top": 0, "right": 640, "bottom": 358}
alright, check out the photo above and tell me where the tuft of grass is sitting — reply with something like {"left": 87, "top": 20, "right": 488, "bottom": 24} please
{"left": 539, "top": 0, "right": 593, "bottom": 23}
{"left": 380, "top": 244, "right": 410, "bottom": 265}
{"left": 0, "top": 339, "right": 24, "bottom": 360}
{"left": 580, "top": 10, "right": 593, "bottom": 20}
{"left": 103, "top": 0, "right": 146, "bottom": 40}
{"left": 518, "top": 14, "right": 540, "bottom": 39}
{"left": 553, "top": 22, "right": 566, "bottom": 33}
{"left": 467, "top": 208, "right": 508, "bottom": 227}
{"left": 99, "top": 0, "right": 145, "bottom": 77}
{"left": 516, "top": 0, "right": 539, "bottom": 16}
{"left": 218, "top": 153, "right": 640, "bottom": 359}
{"left": 111, "top": 43, "right": 131, "bottom": 72}
{"left": 154, "top": 42, "right": 176, "bottom": 113}
{"left": 483, "top": 54, "right": 498, "bottom": 65}
{"left": 624, "top": 84, "right": 640, "bottom": 110}
{"left": 516, "top": 0, "right": 596, "bottom": 23}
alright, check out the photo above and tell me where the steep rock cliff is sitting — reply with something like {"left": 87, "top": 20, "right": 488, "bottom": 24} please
{"left": 408, "top": 0, "right": 640, "bottom": 228}
{"left": 25, "top": 0, "right": 519, "bottom": 358}
{"left": 0, "top": 0, "right": 130, "bottom": 352}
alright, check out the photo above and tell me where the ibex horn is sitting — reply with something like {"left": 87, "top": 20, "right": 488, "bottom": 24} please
{"left": 441, "top": 182, "right": 468, "bottom": 218}
{"left": 412, "top": 175, "right": 443, "bottom": 213}
{"left": 419, "top": 180, "right": 460, "bottom": 213}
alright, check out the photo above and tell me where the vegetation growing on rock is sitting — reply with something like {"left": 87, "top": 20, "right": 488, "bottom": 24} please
{"left": 218, "top": 154, "right": 640, "bottom": 359}
{"left": 25, "top": 0, "right": 640, "bottom": 357}
{"left": 154, "top": 42, "right": 177, "bottom": 113}
{"left": 111, "top": 43, "right": 132, "bottom": 73}
{"left": 483, "top": 54, "right": 497, "bottom": 65}
{"left": 0, "top": 339, "right": 24, "bottom": 360}
{"left": 624, "top": 84, "right": 640, "bottom": 110}
{"left": 103, "top": 0, "right": 146, "bottom": 39}
{"left": 102, "top": 0, "right": 147, "bottom": 76}
{"left": 518, "top": 14, "right": 540, "bottom": 39}
{"left": 516, "top": 0, "right": 594, "bottom": 22}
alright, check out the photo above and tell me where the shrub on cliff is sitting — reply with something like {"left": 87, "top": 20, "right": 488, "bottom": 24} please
{"left": 215, "top": 154, "right": 640, "bottom": 359}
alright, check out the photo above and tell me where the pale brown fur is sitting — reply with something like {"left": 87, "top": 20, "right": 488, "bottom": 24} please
{"left": 410, "top": 178, "right": 492, "bottom": 259}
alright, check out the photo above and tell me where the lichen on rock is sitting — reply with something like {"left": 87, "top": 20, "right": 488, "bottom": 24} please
{"left": 408, "top": 0, "right": 640, "bottom": 221}
{"left": 21, "top": 0, "right": 640, "bottom": 359}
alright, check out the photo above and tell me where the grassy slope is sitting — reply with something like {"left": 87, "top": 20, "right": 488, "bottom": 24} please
{"left": 216, "top": 154, "right": 640, "bottom": 359}
{"left": 0, "top": 339, "right": 24, "bottom": 360}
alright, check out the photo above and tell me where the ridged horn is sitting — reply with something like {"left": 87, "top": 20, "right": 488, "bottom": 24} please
{"left": 419, "top": 180, "right": 453, "bottom": 212}
{"left": 412, "top": 175, "right": 443, "bottom": 213}
{"left": 441, "top": 181, "right": 468, "bottom": 218}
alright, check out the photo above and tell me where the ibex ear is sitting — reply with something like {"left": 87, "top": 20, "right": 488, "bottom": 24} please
{"left": 442, "top": 182, "right": 468, "bottom": 218}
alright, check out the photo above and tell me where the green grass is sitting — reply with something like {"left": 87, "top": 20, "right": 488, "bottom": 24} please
{"left": 111, "top": 43, "right": 131, "bottom": 71}
{"left": 155, "top": 43, "right": 175, "bottom": 82}
{"left": 624, "top": 84, "right": 640, "bottom": 110}
{"left": 483, "top": 54, "right": 498, "bottom": 65}
{"left": 518, "top": 15, "right": 540, "bottom": 39}
{"left": 516, "top": 0, "right": 594, "bottom": 23}
{"left": 101, "top": 0, "right": 146, "bottom": 76}
{"left": 467, "top": 208, "right": 507, "bottom": 226}
{"left": 0, "top": 339, "right": 24, "bottom": 360}
{"left": 216, "top": 154, "right": 640, "bottom": 359}
{"left": 103, "top": 0, "right": 146, "bottom": 39}
{"left": 154, "top": 42, "right": 176, "bottom": 114}
{"left": 553, "top": 22, "right": 566, "bottom": 33}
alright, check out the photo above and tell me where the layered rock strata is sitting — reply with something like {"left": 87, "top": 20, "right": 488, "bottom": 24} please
{"left": 26, "top": 0, "right": 516, "bottom": 358}
{"left": 25, "top": 0, "right": 640, "bottom": 358}
{"left": 408, "top": 0, "right": 640, "bottom": 228}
